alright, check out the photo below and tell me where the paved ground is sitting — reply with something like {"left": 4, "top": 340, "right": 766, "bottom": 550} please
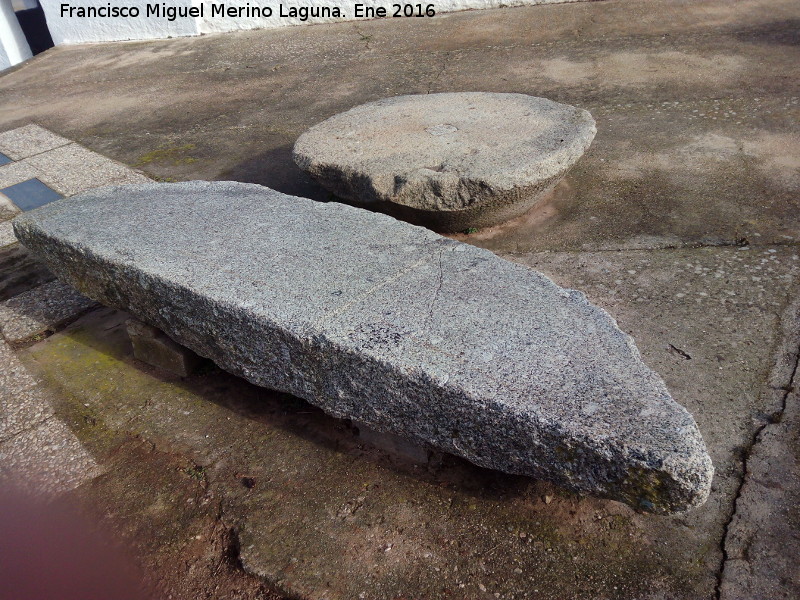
{"left": 0, "top": 0, "right": 798, "bottom": 598}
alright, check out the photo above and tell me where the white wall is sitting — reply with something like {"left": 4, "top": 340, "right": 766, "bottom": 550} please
{"left": 0, "top": 0, "right": 32, "bottom": 69}
{"left": 11, "top": 0, "right": 39, "bottom": 11}
{"left": 39, "top": 0, "right": 199, "bottom": 44}
{"left": 198, "top": 0, "right": 578, "bottom": 33}
{"left": 36, "top": 0, "right": 583, "bottom": 45}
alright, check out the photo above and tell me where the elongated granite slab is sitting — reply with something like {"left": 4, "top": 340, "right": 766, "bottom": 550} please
{"left": 12, "top": 181, "right": 713, "bottom": 513}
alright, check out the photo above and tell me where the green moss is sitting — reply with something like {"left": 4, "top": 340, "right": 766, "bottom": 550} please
{"left": 183, "top": 465, "right": 207, "bottom": 482}
{"left": 136, "top": 144, "right": 198, "bottom": 167}
{"left": 616, "top": 466, "right": 675, "bottom": 513}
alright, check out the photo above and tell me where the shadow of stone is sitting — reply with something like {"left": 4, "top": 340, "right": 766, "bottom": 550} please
{"left": 217, "top": 144, "right": 573, "bottom": 236}
{"left": 729, "top": 19, "right": 800, "bottom": 46}
{"left": 60, "top": 307, "right": 540, "bottom": 504}
{"left": 217, "top": 144, "right": 331, "bottom": 203}
{"left": 0, "top": 244, "right": 55, "bottom": 302}
{"left": 217, "top": 144, "right": 469, "bottom": 233}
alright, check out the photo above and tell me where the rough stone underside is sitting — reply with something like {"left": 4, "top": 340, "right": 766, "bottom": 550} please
{"left": 13, "top": 181, "right": 712, "bottom": 513}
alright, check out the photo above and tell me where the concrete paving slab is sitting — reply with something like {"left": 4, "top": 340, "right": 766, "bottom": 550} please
{"left": 0, "top": 279, "right": 97, "bottom": 345}
{"left": 0, "top": 221, "right": 16, "bottom": 247}
{"left": 0, "top": 338, "right": 53, "bottom": 443}
{"left": 0, "top": 386, "right": 55, "bottom": 443}
{"left": 20, "top": 245, "right": 798, "bottom": 599}
{"left": 0, "top": 0, "right": 795, "bottom": 252}
{"left": 0, "top": 160, "right": 38, "bottom": 189}
{"left": 0, "top": 124, "right": 71, "bottom": 160}
{"left": 718, "top": 297, "right": 800, "bottom": 600}
{"left": 0, "top": 416, "right": 102, "bottom": 496}
{"left": 22, "top": 143, "right": 150, "bottom": 196}
{"left": 0, "top": 336, "right": 36, "bottom": 393}
{"left": 0, "top": 152, "right": 11, "bottom": 166}
{"left": 1, "top": 334, "right": 94, "bottom": 497}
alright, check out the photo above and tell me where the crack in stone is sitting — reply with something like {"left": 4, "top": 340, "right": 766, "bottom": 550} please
{"left": 426, "top": 246, "right": 446, "bottom": 323}
{"left": 312, "top": 257, "right": 430, "bottom": 329}
{"left": 352, "top": 24, "right": 373, "bottom": 50}
{"left": 426, "top": 52, "right": 451, "bottom": 94}
{"left": 499, "top": 239, "right": 800, "bottom": 257}
{"left": 714, "top": 298, "right": 800, "bottom": 599}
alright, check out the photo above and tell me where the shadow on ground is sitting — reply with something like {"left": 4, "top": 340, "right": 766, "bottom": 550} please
{"left": 21, "top": 299, "right": 730, "bottom": 600}
{"left": 219, "top": 144, "right": 331, "bottom": 203}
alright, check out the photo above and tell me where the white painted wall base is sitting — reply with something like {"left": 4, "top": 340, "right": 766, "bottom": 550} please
{"left": 40, "top": 0, "right": 198, "bottom": 44}
{"left": 0, "top": 0, "right": 33, "bottom": 70}
{"left": 37, "top": 0, "right": 585, "bottom": 45}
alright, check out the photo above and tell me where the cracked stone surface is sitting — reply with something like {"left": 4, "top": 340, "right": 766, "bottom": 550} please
{"left": 15, "top": 180, "right": 711, "bottom": 513}
{"left": 293, "top": 93, "right": 596, "bottom": 232}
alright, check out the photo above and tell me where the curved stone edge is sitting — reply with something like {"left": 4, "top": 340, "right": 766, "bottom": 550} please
{"left": 292, "top": 94, "right": 597, "bottom": 232}
{"left": 340, "top": 176, "right": 566, "bottom": 232}
{"left": 12, "top": 183, "right": 713, "bottom": 513}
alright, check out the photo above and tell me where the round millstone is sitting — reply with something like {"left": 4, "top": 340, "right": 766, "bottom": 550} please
{"left": 293, "top": 92, "right": 597, "bottom": 232}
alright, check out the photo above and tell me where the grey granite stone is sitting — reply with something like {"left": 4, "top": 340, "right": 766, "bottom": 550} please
{"left": 13, "top": 181, "right": 713, "bottom": 513}
{"left": 126, "top": 318, "right": 204, "bottom": 377}
{"left": 0, "top": 161, "right": 38, "bottom": 189}
{"left": 0, "top": 279, "right": 97, "bottom": 345}
{"left": 293, "top": 93, "right": 596, "bottom": 232}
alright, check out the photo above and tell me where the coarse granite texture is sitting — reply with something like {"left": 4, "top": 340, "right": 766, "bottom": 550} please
{"left": 126, "top": 318, "right": 204, "bottom": 377}
{"left": 0, "top": 279, "right": 97, "bottom": 345}
{"left": 21, "top": 143, "right": 150, "bottom": 196}
{"left": 293, "top": 93, "right": 596, "bottom": 232}
{"left": 0, "top": 221, "right": 16, "bottom": 248}
{"left": 13, "top": 180, "right": 712, "bottom": 513}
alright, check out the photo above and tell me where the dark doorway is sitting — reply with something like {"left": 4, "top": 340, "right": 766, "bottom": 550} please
{"left": 15, "top": 1, "right": 54, "bottom": 55}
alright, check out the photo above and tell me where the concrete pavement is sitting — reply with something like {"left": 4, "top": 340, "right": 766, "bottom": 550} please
{"left": 0, "top": 0, "right": 798, "bottom": 598}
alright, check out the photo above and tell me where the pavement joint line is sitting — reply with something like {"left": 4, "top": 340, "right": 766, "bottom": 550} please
{"left": 0, "top": 413, "right": 56, "bottom": 446}
{"left": 714, "top": 293, "right": 800, "bottom": 599}
{"left": 498, "top": 240, "right": 800, "bottom": 257}
{"left": 10, "top": 140, "right": 73, "bottom": 162}
{"left": 426, "top": 51, "right": 451, "bottom": 94}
